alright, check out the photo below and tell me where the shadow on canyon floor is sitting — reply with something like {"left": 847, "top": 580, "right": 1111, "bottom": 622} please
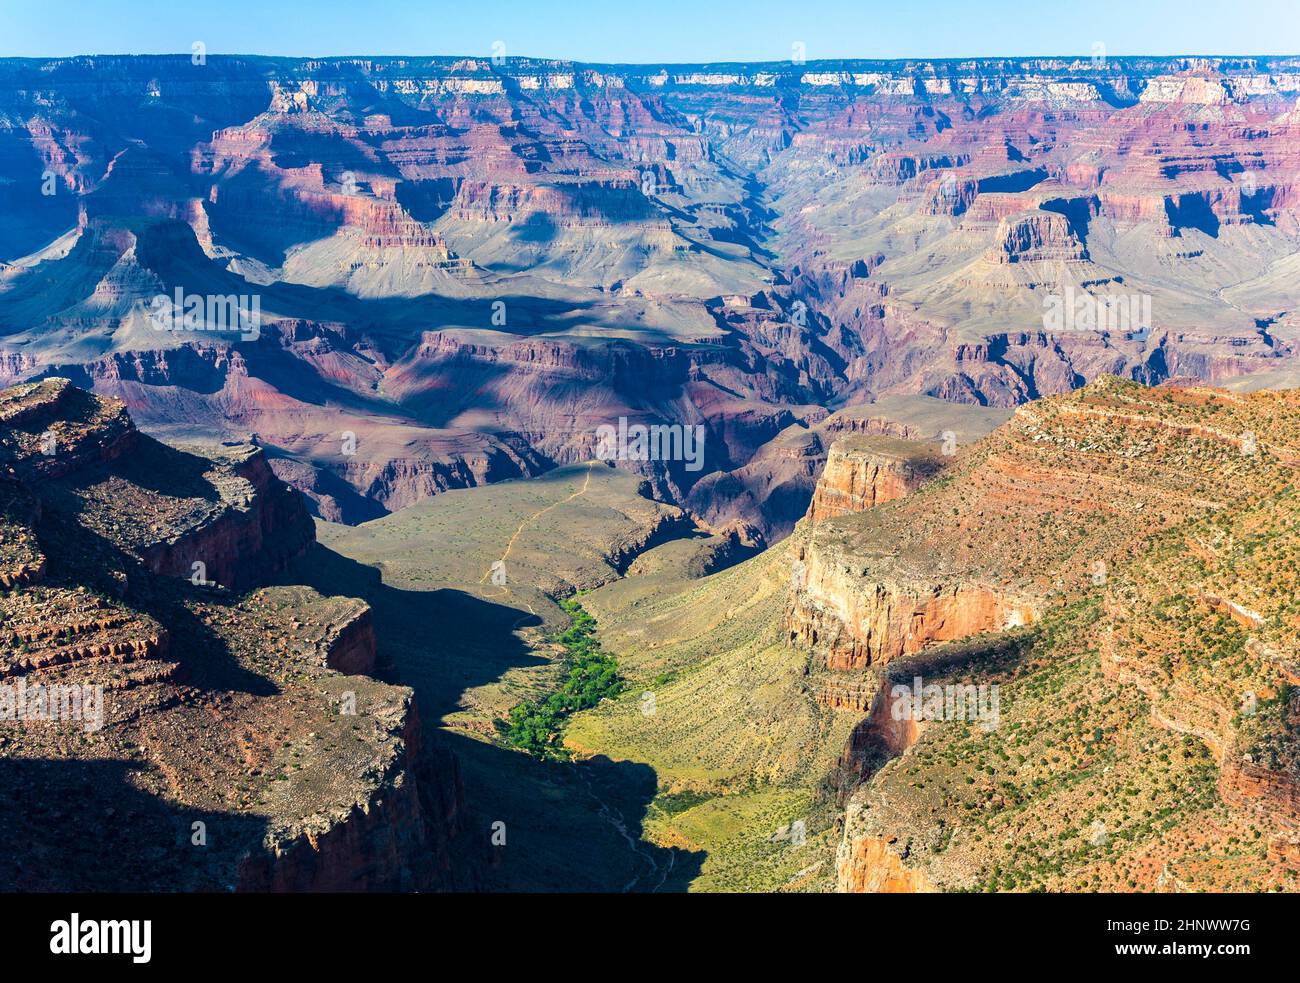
{"left": 287, "top": 543, "right": 706, "bottom": 892}
{"left": 0, "top": 757, "right": 268, "bottom": 891}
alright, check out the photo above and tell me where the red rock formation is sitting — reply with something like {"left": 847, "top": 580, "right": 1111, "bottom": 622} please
{"left": 807, "top": 436, "right": 944, "bottom": 522}
{"left": 827, "top": 379, "right": 1300, "bottom": 892}
{"left": 788, "top": 551, "right": 1037, "bottom": 671}
{"left": 0, "top": 379, "right": 470, "bottom": 892}
{"left": 993, "top": 210, "right": 1088, "bottom": 264}
{"left": 135, "top": 447, "right": 315, "bottom": 590}
{"left": 836, "top": 834, "right": 936, "bottom": 893}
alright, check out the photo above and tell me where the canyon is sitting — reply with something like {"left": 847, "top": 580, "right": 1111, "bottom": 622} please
{"left": 554, "top": 376, "right": 1300, "bottom": 892}
{"left": 2, "top": 51, "right": 1300, "bottom": 895}
{"left": 1, "top": 55, "right": 1298, "bottom": 541}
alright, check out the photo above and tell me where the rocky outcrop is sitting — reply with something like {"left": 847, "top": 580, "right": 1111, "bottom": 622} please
{"left": 808, "top": 436, "right": 944, "bottom": 522}
{"left": 836, "top": 832, "right": 936, "bottom": 893}
{"left": 788, "top": 423, "right": 1027, "bottom": 673}
{"left": 604, "top": 504, "right": 696, "bottom": 574}
{"left": 0, "top": 378, "right": 137, "bottom": 481}
{"left": 825, "top": 379, "right": 1300, "bottom": 892}
{"left": 993, "top": 210, "right": 1088, "bottom": 264}
{"left": 235, "top": 695, "right": 463, "bottom": 891}
{"left": 789, "top": 545, "right": 1037, "bottom": 671}
{"left": 0, "top": 380, "right": 468, "bottom": 892}
{"left": 135, "top": 447, "right": 315, "bottom": 590}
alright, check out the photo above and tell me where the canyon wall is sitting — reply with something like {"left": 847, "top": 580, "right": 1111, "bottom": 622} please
{"left": 0, "top": 379, "right": 468, "bottom": 891}
{"left": 817, "top": 379, "right": 1300, "bottom": 892}
{"left": 2, "top": 54, "right": 1298, "bottom": 539}
{"left": 806, "top": 436, "right": 945, "bottom": 522}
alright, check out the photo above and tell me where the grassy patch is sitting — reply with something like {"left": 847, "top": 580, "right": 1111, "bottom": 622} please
{"left": 643, "top": 788, "right": 837, "bottom": 892}
{"left": 497, "top": 597, "right": 624, "bottom": 758}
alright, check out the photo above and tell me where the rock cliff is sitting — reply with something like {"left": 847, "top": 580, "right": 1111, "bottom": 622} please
{"left": 816, "top": 378, "right": 1300, "bottom": 892}
{"left": 807, "top": 435, "right": 945, "bottom": 522}
{"left": 0, "top": 379, "right": 466, "bottom": 891}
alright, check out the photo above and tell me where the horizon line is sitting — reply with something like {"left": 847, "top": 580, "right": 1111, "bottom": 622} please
{"left": 3, "top": 52, "right": 1300, "bottom": 67}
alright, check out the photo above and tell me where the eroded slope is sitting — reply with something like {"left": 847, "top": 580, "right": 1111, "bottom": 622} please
{"left": 0, "top": 379, "right": 464, "bottom": 890}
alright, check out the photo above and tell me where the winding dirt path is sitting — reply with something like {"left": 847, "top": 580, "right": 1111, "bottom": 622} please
{"left": 474, "top": 462, "right": 600, "bottom": 627}
{"left": 477, "top": 462, "right": 597, "bottom": 592}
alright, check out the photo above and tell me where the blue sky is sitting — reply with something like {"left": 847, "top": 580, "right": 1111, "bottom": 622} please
{"left": 0, "top": 0, "right": 1295, "bottom": 62}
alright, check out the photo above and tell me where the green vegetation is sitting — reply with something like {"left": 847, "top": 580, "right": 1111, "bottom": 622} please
{"left": 498, "top": 597, "right": 624, "bottom": 758}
